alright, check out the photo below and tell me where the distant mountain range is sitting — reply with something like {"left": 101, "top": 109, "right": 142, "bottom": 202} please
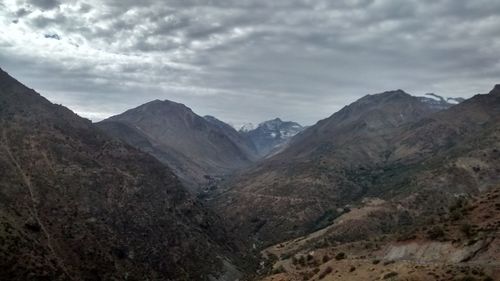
{"left": 239, "top": 118, "right": 304, "bottom": 157}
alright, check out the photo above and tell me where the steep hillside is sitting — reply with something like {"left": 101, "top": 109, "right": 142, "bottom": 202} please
{"left": 0, "top": 68, "right": 243, "bottom": 281}
{"left": 240, "top": 118, "right": 303, "bottom": 157}
{"left": 97, "top": 100, "right": 257, "bottom": 192}
{"left": 212, "top": 88, "right": 500, "bottom": 246}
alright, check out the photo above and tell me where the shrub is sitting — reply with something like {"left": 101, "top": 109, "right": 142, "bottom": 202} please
{"left": 306, "top": 254, "right": 314, "bottom": 261}
{"left": 318, "top": 266, "right": 333, "bottom": 279}
{"left": 383, "top": 272, "right": 398, "bottom": 279}
{"left": 426, "top": 226, "right": 445, "bottom": 240}
{"left": 335, "top": 252, "right": 346, "bottom": 260}
{"left": 461, "top": 223, "right": 474, "bottom": 238}
{"left": 298, "top": 255, "right": 306, "bottom": 266}
{"left": 271, "top": 265, "right": 286, "bottom": 274}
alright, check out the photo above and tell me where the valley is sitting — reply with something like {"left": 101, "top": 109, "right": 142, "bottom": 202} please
{"left": 0, "top": 68, "right": 498, "bottom": 280}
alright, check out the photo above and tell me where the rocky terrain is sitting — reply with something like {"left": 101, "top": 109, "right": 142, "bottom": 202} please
{"left": 97, "top": 100, "right": 258, "bottom": 192}
{"left": 257, "top": 186, "right": 500, "bottom": 280}
{"left": 211, "top": 87, "right": 500, "bottom": 248}
{"left": 0, "top": 68, "right": 246, "bottom": 281}
{"left": 239, "top": 118, "right": 304, "bottom": 157}
{"left": 1, "top": 67, "right": 498, "bottom": 280}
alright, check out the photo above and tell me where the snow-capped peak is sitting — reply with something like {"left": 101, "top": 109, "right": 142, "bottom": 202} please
{"left": 239, "top": 123, "right": 255, "bottom": 132}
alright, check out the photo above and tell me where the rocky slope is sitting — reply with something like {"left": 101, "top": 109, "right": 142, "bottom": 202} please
{"left": 239, "top": 118, "right": 304, "bottom": 157}
{"left": 0, "top": 68, "right": 244, "bottom": 281}
{"left": 212, "top": 88, "right": 500, "bottom": 247}
{"left": 257, "top": 186, "right": 500, "bottom": 281}
{"left": 97, "top": 100, "right": 257, "bottom": 192}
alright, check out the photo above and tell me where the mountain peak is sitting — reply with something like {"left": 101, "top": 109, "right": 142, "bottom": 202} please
{"left": 241, "top": 118, "right": 304, "bottom": 157}
{"left": 105, "top": 99, "right": 194, "bottom": 123}
{"left": 491, "top": 84, "right": 500, "bottom": 95}
{"left": 144, "top": 98, "right": 187, "bottom": 109}
{"left": 361, "top": 89, "right": 411, "bottom": 101}
{"left": 239, "top": 123, "right": 255, "bottom": 132}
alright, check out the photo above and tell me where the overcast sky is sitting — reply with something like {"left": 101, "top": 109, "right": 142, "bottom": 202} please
{"left": 1, "top": 0, "right": 499, "bottom": 127}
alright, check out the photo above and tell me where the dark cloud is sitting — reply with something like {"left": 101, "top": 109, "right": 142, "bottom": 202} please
{"left": 15, "top": 8, "right": 31, "bottom": 17}
{"left": 1, "top": 0, "right": 500, "bottom": 126}
{"left": 27, "top": 0, "right": 61, "bottom": 10}
{"left": 44, "top": 33, "right": 61, "bottom": 40}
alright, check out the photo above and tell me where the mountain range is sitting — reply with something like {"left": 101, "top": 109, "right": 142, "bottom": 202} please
{"left": 1, "top": 67, "right": 499, "bottom": 280}
{"left": 211, "top": 87, "right": 500, "bottom": 246}
{"left": 0, "top": 68, "right": 246, "bottom": 280}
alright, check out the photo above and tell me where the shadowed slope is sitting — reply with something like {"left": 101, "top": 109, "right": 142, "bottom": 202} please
{"left": 0, "top": 68, "right": 241, "bottom": 281}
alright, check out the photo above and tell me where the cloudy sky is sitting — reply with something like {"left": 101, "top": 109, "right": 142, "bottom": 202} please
{"left": 1, "top": 0, "right": 499, "bottom": 127}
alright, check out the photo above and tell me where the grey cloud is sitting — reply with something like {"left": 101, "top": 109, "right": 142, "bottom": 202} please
{"left": 44, "top": 33, "right": 61, "bottom": 40}
{"left": 30, "top": 13, "right": 67, "bottom": 28}
{"left": 27, "top": 0, "right": 61, "bottom": 10}
{"left": 15, "top": 8, "right": 31, "bottom": 17}
{"left": 1, "top": 0, "right": 500, "bottom": 126}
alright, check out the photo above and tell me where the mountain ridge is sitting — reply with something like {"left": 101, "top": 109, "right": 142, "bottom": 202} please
{"left": 97, "top": 99, "right": 258, "bottom": 192}
{"left": 211, "top": 86, "right": 500, "bottom": 247}
{"left": 0, "top": 68, "right": 244, "bottom": 280}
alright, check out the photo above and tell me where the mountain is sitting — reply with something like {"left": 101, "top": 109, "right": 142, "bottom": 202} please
{"left": 211, "top": 88, "right": 500, "bottom": 246}
{"left": 97, "top": 100, "right": 257, "bottom": 192}
{"left": 0, "top": 68, "right": 244, "bottom": 280}
{"left": 239, "top": 118, "right": 304, "bottom": 157}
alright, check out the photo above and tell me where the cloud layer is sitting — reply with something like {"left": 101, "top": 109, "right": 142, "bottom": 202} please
{"left": 1, "top": 0, "right": 500, "bottom": 126}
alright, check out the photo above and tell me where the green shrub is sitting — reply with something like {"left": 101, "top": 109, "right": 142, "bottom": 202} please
{"left": 335, "top": 252, "right": 346, "bottom": 260}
